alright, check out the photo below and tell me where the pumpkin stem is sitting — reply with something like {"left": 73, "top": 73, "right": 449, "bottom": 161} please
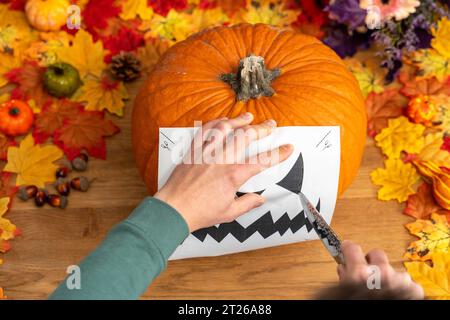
{"left": 221, "top": 55, "right": 280, "bottom": 102}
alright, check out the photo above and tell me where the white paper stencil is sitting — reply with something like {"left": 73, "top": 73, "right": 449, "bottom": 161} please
{"left": 158, "top": 126, "right": 341, "bottom": 260}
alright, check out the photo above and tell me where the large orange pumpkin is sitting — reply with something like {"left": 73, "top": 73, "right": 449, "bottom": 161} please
{"left": 132, "top": 24, "right": 367, "bottom": 195}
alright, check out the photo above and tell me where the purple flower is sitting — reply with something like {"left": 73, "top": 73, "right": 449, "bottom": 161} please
{"left": 326, "top": 0, "right": 367, "bottom": 30}
{"left": 323, "top": 23, "right": 371, "bottom": 58}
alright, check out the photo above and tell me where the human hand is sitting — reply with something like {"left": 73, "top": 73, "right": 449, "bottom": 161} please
{"left": 318, "top": 241, "right": 424, "bottom": 299}
{"left": 154, "top": 113, "right": 293, "bottom": 232}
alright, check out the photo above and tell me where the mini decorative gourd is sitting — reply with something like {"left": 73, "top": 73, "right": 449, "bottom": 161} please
{"left": 25, "top": 0, "right": 70, "bottom": 32}
{"left": 0, "top": 100, "right": 34, "bottom": 136}
{"left": 132, "top": 24, "right": 367, "bottom": 195}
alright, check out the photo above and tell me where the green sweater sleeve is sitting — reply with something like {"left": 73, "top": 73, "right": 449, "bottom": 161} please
{"left": 49, "top": 197, "right": 189, "bottom": 300}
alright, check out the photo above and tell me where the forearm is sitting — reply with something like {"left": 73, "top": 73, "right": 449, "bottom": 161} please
{"left": 49, "top": 197, "right": 189, "bottom": 300}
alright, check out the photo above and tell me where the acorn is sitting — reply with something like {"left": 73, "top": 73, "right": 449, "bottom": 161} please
{"left": 56, "top": 166, "right": 71, "bottom": 178}
{"left": 47, "top": 194, "right": 68, "bottom": 209}
{"left": 70, "top": 176, "right": 90, "bottom": 192}
{"left": 72, "top": 154, "right": 88, "bottom": 172}
{"left": 55, "top": 178, "right": 71, "bottom": 196}
{"left": 18, "top": 185, "right": 38, "bottom": 201}
{"left": 34, "top": 189, "right": 48, "bottom": 207}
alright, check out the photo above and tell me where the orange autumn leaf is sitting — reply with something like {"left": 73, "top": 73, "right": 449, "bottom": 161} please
{"left": 417, "top": 132, "right": 450, "bottom": 168}
{"left": 5, "top": 60, "right": 52, "bottom": 107}
{"left": 0, "top": 239, "right": 11, "bottom": 253}
{"left": 405, "top": 213, "right": 450, "bottom": 261}
{"left": 404, "top": 182, "right": 450, "bottom": 221}
{"left": 366, "top": 89, "right": 407, "bottom": 137}
{"left": 399, "top": 72, "right": 450, "bottom": 98}
{"left": 53, "top": 110, "right": 120, "bottom": 160}
{"left": 32, "top": 100, "right": 82, "bottom": 144}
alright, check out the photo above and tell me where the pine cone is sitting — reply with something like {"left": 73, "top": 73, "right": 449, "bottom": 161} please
{"left": 109, "top": 52, "right": 141, "bottom": 82}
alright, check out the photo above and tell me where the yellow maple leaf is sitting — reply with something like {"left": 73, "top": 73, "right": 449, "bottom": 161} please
{"left": 0, "top": 4, "right": 37, "bottom": 54}
{"left": 344, "top": 53, "right": 387, "bottom": 97}
{"left": 24, "top": 31, "right": 73, "bottom": 67}
{"left": 55, "top": 29, "right": 106, "bottom": 79}
{"left": 0, "top": 52, "right": 19, "bottom": 88}
{"left": 74, "top": 77, "right": 129, "bottom": 117}
{"left": 4, "top": 135, "right": 63, "bottom": 187}
{"left": 370, "top": 158, "right": 420, "bottom": 202}
{"left": 432, "top": 17, "right": 450, "bottom": 59}
{"left": 405, "top": 213, "right": 450, "bottom": 261}
{"left": 432, "top": 94, "right": 450, "bottom": 133}
{"left": 405, "top": 252, "right": 450, "bottom": 300}
{"left": 119, "top": 0, "right": 153, "bottom": 21}
{"left": 375, "top": 116, "right": 425, "bottom": 159}
{"left": 236, "top": 0, "right": 297, "bottom": 26}
{"left": 0, "top": 197, "right": 17, "bottom": 241}
{"left": 139, "top": 10, "right": 194, "bottom": 43}
{"left": 417, "top": 132, "right": 450, "bottom": 167}
{"left": 191, "top": 7, "right": 229, "bottom": 32}
{"left": 409, "top": 49, "right": 450, "bottom": 81}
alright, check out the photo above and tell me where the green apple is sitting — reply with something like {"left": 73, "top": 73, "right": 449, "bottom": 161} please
{"left": 44, "top": 62, "right": 81, "bottom": 98}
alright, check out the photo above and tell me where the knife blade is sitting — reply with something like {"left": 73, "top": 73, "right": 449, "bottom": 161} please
{"left": 298, "top": 192, "right": 344, "bottom": 265}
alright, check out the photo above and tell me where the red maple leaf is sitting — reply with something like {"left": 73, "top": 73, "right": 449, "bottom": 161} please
{"left": 5, "top": 60, "right": 52, "bottom": 107}
{"left": 53, "top": 110, "right": 120, "bottom": 160}
{"left": 0, "top": 0, "right": 26, "bottom": 10}
{"left": 102, "top": 27, "right": 145, "bottom": 63}
{"left": 442, "top": 135, "right": 450, "bottom": 153}
{"left": 82, "top": 0, "right": 122, "bottom": 36}
{"left": 404, "top": 182, "right": 450, "bottom": 221}
{"left": 365, "top": 89, "right": 407, "bottom": 137}
{"left": 398, "top": 72, "right": 450, "bottom": 98}
{"left": 0, "top": 240, "right": 11, "bottom": 253}
{"left": 148, "top": 0, "right": 187, "bottom": 16}
{"left": 33, "top": 99, "right": 83, "bottom": 144}
{"left": 0, "top": 133, "right": 15, "bottom": 161}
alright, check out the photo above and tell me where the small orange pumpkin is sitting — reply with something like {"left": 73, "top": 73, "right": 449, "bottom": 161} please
{"left": 25, "top": 0, "right": 69, "bottom": 32}
{"left": 132, "top": 24, "right": 367, "bottom": 195}
{"left": 0, "top": 100, "right": 34, "bottom": 136}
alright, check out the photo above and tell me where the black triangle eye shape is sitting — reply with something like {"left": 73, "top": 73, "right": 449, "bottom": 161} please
{"left": 235, "top": 190, "right": 265, "bottom": 197}
{"left": 234, "top": 152, "right": 304, "bottom": 198}
{"left": 276, "top": 152, "right": 303, "bottom": 194}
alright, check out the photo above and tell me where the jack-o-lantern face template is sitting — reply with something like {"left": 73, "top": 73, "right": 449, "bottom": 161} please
{"left": 192, "top": 153, "right": 320, "bottom": 243}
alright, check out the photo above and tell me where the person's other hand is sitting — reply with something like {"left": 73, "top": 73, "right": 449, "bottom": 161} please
{"left": 318, "top": 240, "right": 424, "bottom": 299}
{"left": 155, "top": 113, "right": 293, "bottom": 232}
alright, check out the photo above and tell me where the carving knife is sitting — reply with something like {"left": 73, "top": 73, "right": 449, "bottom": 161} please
{"left": 298, "top": 192, "right": 345, "bottom": 265}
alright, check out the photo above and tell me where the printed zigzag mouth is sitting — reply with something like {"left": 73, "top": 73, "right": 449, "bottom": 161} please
{"left": 192, "top": 152, "right": 315, "bottom": 243}
{"left": 192, "top": 200, "right": 319, "bottom": 243}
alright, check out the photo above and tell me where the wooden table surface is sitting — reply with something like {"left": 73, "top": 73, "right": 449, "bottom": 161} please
{"left": 0, "top": 79, "right": 414, "bottom": 300}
